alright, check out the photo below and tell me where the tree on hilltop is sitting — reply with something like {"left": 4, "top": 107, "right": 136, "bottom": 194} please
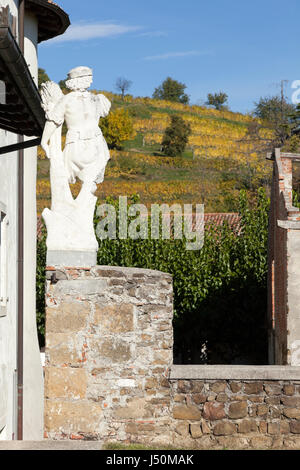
{"left": 115, "top": 77, "right": 133, "bottom": 101}
{"left": 206, "top": 92, "right": 228, "bottom": 110}
{"left": 153, "top": 77, "right": 189, "bottom": 104}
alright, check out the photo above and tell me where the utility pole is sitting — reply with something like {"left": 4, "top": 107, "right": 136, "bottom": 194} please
{"left": 280, "top": 79, "right": 289, "bottom": 115}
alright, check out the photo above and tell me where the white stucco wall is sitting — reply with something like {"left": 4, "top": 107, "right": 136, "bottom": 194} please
{"left": 0, "top": 0, "right": 43, "bottom": 440}
{"left": 0, "top": 137, "right": 18, "bottom": 441}
{"left": 0, "top": 0, "right": 19, "bottom": 440}
{"left": 22, "top": 11, "right": 44, "bottom": 441}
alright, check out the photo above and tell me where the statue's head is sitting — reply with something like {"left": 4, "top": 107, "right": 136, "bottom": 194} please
{"left": 66, "top": 66, "right": 93, "bottom": 91}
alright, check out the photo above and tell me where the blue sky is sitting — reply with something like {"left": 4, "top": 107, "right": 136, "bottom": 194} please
{"left": 39, "top": 0, "right": 300, "bottom": 113}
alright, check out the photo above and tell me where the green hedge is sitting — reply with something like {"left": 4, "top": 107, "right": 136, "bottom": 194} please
{"left": 36, "top": 189, "right": 269, "bottom": 364}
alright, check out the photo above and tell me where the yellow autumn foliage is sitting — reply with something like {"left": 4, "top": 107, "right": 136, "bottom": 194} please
{"left": 99, "top": 108, "right": 136, "bottom": 149}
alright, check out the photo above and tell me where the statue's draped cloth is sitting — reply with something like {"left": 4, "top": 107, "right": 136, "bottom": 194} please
{"left": 46, "top": 91, "right": 111, "bottom": 184}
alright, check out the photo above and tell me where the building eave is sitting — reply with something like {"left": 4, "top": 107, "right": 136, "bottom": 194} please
{"left": 25, "top": 0, "right": 70, "bottom": 43}
{"left": 0, "top": 24, "right": 45, "bottom": 137}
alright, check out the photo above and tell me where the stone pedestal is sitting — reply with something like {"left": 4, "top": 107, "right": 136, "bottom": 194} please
{"left": 44, "top": 265, "right": 173, "bottom": 442}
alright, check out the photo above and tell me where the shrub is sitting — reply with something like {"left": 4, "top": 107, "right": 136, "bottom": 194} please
{"left": 162, "top": 115, "right": 192, "bottom": 157}
{"left": 100, "top": 108, "right": 135, "bottom": 149}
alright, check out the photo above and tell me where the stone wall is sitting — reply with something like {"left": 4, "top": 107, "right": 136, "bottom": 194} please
{"left": 44, "top": 265, "right": 300, "bottom": 449}
{"left": 169, "top": 366, "right": 300, "bottom": 450}
{"left": 44, "top": 265, "right": 173, "bottom": 442}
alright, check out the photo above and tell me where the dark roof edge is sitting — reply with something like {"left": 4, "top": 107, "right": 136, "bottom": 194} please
{"left": 0, "top": 25, "right": 45, "bottom": 135}
{"left": 26, "top": 0, "right": 70, "bottom": 43}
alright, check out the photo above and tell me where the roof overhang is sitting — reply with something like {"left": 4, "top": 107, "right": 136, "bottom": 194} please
{"left": 25, "top": 0, "right": 70, "bottom": 43}
{"left": 0, "top": 22, "right": 45, "bottom": 136}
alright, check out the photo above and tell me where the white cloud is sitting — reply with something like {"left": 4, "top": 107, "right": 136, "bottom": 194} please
{"left": 144, "top": 50, "right": 211, "bottom": 61}
{"left": 46, "top": 22, "right": 143, "bottom": 44}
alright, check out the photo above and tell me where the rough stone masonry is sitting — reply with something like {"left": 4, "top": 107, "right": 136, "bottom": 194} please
{"left": 44, "top": 265, "right": 174, "bottom": 442}
{"left": 44, "top": 265, "right": 300, "bottom": 449}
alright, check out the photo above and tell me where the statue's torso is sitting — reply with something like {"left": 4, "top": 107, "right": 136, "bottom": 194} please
{"left": 64, "top": 91, "right": 100, "bottom": 135}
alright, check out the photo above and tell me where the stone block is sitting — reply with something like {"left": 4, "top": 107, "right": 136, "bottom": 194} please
{"left": 238, "top": 420, "right": 257, "bottom": 433}
{"left": 174, "top": 394, "right": 185, "bottom": 403}
{"left": 290, "top": 421, "right": 300, "bottom": 434}
{"left": 250, "top": 436, "right": 273, "bottom": 449}
{"left": 247, "top": 395, "right": 264, "bottom": 403}
{"left": 284, "top": 437, "right": 300, "bottom": 449}
{"left": 280, "top": 422, "right": 290, "bottom": 434}
{"left": 175, "top": 422, "right": 190, "bottom": 436}
{"left": 44, "top": 368, "right": 87, "bottom": 399}
{"left": 272, "top": 437, "right": 283, "bottom": 449}
{"left": 216, "top": 436, "right": 249, "bottom": 450}
{"left": 173, "top": 405, "right": 202, "bottom": 421}
{"left": 230, "top": 383, "right": 242, "bottom": 393}
{"left": 196, "top": 436, "right": 216, "bottom": 450}
{"left": 145, "top": 378, "right": 158, "bottom": 390}
{"left": 46, "top": 301, "right": 90, "bottom": 333}
{"left": 190, "top": 381, "right": 204, "bottom": 393}
{"left": 203, "top": 402, "right": 226, "bottom": 421}
{"left": 201, "top": 420, "right": 211, "bottom": 434}
{"left": 160, "top": 377, "right": 170, "bottom": 389}
{"left": 268, "top": 422, "right": 280, "bottom": 435}
{"left": 256, "top": 404, "right": 268, "bottom": 417}
{"left": 125, "top": 422, "right": 155, "bottom": 435}
{"left": 265, "top": 396, "right": 280, "bottom": 405}
{"left": 264, "top": 384, "right": 282, "bottom": 395}
{"left": 108, "top": 278, "right": 126, "bottom": 286}
{"left": 213, "top": 422, "right": 236, "bottom": 436}
{"left": 244, "top": 382, "right": 263, "bottom": 394}
{"left": 93, "top": 304, "right": 134, "bottom": 333}
{"left": 192, "top": 394, "right": 206, "bottom": 405}
{"left": 283, "top": 384, "right": 295, "bottom": 396}
{"left": 259, "top": 421, "right": 267, "bottom": 433}
{"left": 153, "top": 350, "right": 172, "bottom": 365}
{"left": 283, "top": 408, "right": 300, "bottom": 419}
{"left": 216, "top": 393, "right": 228, "bottom": 403}
{"left": 46, "top": 333, "right": 82, "bottom": 366}
{"left": 45, "top": 400, "right": 102, "bottom": 433}
{"left": 52, "top": 279, "right": 108, "bottom": 296}
{"left": 89, "top": 338, "right": 131, "bottom": 364}
{"left": 210, "top": 382, "right": 227, "bottom": 393}
{"left": 269, "top": 406, "right": 281, "bottom": 419}
{"left": 190, "top": 423, "right": 202, "bottom": 439}
{"left": 281, "top": 396, "right": 300, "bottom": 407}
{"left": 114, "top": 398, "right": 152, "bottom": 419}
{"left": 230, "top": 394, "right": 247, "bottom": 401}
{"left": 177, "top": 380, "right": 190, "bottom": 392}
{"left": 228, "top": 401, "right": 248, "bottom": 419}
{"left": 93, "top": 267, "right": 126, "bottom": 278}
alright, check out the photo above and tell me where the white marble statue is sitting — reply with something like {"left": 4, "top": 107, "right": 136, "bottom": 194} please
{"left": 40, "top": 66, "right": 111, "bottom": 266}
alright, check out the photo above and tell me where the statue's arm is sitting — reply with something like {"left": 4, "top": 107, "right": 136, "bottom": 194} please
{"left": 97, "top": 94, "right": 111, "bottom": 118}
{"left": 41, "top": 121, "right": 60, "bottom": 159}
